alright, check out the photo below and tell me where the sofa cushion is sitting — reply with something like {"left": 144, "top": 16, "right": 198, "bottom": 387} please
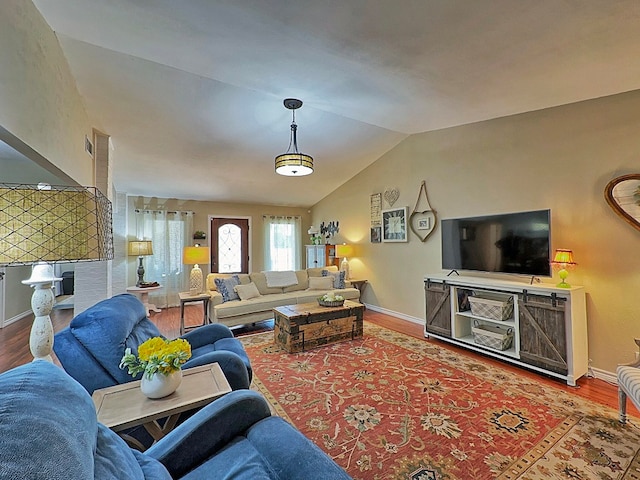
{"left": 214, "top": 293, "right": 296, "bottom": 319}
{"left": 95, "top": 424, "right": 160, "bottom": 479}
{"left": 249, "top": 272, "right": 284, "bottom": 295}
{"left": 307, "top": 265, "right": 338, "bottom": 277}
{"left": 182, "top": 436, "right": 276, "bottom": 480}
{"left": 207, "top": 274, "right": 250, "bottom": 292}
{"left": 215, "top": 275, "right": 241, "bottom": 302}
{"left": 283, "top": 270, "right": 309, "bottom": 292}
{"left": 308, "top": 276, "right": 335, "bottom": 290}
{"left": 296, "top": 287, "right": 361, "bottom": 304}
{"left": 322, "top": 269, "right": 346, "bottom": 289}
{"left": 234, "top": 282, "right": 261, "bottom": 301}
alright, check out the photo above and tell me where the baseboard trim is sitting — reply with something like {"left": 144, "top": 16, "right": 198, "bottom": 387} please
{"left": 2, "top": 310, "right": 31, "bottom": 328}
{"left": 365, "top": 303, "right": 423, "bottom": 325}
{"left": 590, "top": 367, "right": 618, "bottom": 385}
{"left": 364, "top": 303, "right": 620, "bottom": 386}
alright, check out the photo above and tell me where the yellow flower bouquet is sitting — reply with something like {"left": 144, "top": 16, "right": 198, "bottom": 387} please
{"left": 119, "top": 337, "right": 192, "bottom": 380}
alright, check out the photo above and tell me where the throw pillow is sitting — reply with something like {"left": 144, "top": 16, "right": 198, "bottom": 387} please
{"left": 234, "top": 282, "right": 261, "bottom": 301}
{"left": 214, "top": 275, "right": 241, "bottom": 302}
{"left": 322, "top": 269, "right": 346, "bottom": 289}
{"left": 308, "top": 276, "right": 335, "bottom": 290}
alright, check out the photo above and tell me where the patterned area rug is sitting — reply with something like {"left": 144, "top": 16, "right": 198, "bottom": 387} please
{"left": 240, "top": 323, "right": 640, "bottom": 479}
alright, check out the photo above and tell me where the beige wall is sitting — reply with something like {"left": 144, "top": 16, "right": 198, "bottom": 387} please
{"left": 313, "top": 90, "right": 640, "bottom": 374}
{"left": 126, "top": 196, "right": 312, "bottom": 283}
{"left": 0, "top": 1, "right": 96, "bottom": 323}
{"left": 3, "top": 266, "right": 32, "bottom": 322}
{"left": 0, "top": 0, "right": 94, "bottom": 186}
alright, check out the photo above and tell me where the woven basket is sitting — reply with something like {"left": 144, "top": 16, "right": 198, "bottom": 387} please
{"left": 468, "top": 294, "right": 513, "bottom": 321}
{"left": 472, "top": 321, "right": 514, "bottom": 351}
{"left": 318, "top": 298, "right": 345, "bottom": 307}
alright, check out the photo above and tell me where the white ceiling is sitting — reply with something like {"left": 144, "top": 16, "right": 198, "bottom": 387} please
{"left": 32, "top": 0, "right": 640, "bottom": 207}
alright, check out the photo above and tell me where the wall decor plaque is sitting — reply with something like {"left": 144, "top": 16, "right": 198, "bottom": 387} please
{"left": 409, "top": 180, "right": 437, "bottom": 242}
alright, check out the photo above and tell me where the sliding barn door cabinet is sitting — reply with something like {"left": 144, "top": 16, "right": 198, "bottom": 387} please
{"left": 424, "top": 274, "right": 588, "bottom": 386}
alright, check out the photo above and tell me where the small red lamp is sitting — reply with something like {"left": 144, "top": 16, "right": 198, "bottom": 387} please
{"left": 551, "top": 249, "right": 576, "bottom": 288}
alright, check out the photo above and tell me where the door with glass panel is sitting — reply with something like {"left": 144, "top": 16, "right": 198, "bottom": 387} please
{"left": 210, "top": 218, "right": 249, "bottom": 273}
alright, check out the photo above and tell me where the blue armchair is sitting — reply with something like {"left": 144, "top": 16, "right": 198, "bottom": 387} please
{"left": 0, "top": 362, "right": 351, "bottom": 479}
{"left": 53, "top": 293, "right": 252, "bottom": 393}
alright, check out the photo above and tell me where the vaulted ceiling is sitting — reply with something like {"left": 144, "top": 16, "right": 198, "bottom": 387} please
{"left": 33, "top": 0, "right": 640, "bottom": 206}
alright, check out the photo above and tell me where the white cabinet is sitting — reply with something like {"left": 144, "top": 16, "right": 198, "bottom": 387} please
{"left": 305, "top": 245, "right": 337, "bottom": 269}
{"left": 424, "top": 274, "right": 588, "bottom": 386}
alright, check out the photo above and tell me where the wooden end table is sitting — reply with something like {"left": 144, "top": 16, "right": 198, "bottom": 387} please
{"left": 349, "top": 279, "right": 368, "bottom": 293}
{"left": 92, "top": 363, "right": 231, "bottom": 450}
{"left": 178, "top": 292, "right": 211, "bottom": 335}
{"left": 126, "top": 285, "right": 162, "bottom": 316}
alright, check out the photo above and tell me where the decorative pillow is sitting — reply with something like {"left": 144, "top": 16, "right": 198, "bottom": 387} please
{"left": 308, "top": 276, "right": 335, "bottom": 290}
{"left": 214, "top": 275, "right": 241, "bottom": 302}
{"left": 322, "top": 269, "right": 346, "bottom": 289}
{"left": 234, "top": 282, "right": 261, "bottom": 301}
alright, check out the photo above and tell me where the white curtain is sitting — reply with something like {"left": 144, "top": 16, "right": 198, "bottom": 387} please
{"left": 263, "top": 215, "right": 301, "bottom": 271}
{"left": 136, "top": 210, "right": 193, "bottom": 307}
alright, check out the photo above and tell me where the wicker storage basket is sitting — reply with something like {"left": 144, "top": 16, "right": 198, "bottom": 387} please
{"left": 468, "top": 293, "right": 513, "bottom": 321}
{"left": 471, "top": 322, "right": 514, "bottom": 351}
{"left": 317, "top": 298, "right": 345, "bottom": 307}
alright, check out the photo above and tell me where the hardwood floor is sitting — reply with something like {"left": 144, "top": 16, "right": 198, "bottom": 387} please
{"left": 1, "top": 302, "right": 635, "bottom": 417}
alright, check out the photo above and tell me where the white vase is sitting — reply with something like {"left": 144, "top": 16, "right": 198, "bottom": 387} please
{"left": 140, "top": 370, "right": 183, "bottom": 399}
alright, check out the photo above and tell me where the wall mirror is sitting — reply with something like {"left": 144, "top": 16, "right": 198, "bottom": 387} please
{"left": 604, "top": 174, "right": 640, "bottom": 233}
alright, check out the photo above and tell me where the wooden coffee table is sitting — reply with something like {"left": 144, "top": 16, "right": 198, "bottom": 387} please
{"left": 273, "top": 300, "right": 364, "bottom": 353}
{"left": 92, "top": 363, "right": 231, "bottom": 450}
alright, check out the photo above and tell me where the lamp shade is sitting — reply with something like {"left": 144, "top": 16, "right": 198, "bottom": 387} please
{"left": 0, "top": 183, "right": 113, "bottom": 363}
{"left": 183, "top": 246, "right": 210, "bottom": 265}
{"left": 128, "top": 240, "right": 153, "bottom": 256}
{"left": 552, "top": 249, "right": 576, "bottom": 265}
{"left": 0, "top": 183, "right": 113, "bottom": 266}
{"left": 336, "top": 244, "right": 353, "bottom": 258}
{"left": 275, "top": 153, "right": 314, "bottom": 176}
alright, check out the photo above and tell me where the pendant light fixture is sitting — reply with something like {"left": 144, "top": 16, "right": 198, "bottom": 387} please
{"left": 275, "top": 98, "right": 314, "bottom": 176}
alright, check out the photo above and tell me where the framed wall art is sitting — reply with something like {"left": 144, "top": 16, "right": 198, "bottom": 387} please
{"left": 382, "top": 206, "right": 409, "bottom": 242}
{"left": 370, "top": 193, "right": 382, "bottom": 243}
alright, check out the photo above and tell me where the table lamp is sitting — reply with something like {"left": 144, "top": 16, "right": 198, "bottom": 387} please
{"left": 0, "top": 183, "right": 113, "bottom": 362}
{"left": 183, "top": 245, "right": 210, "bottom": 295}
{"left": 128, "top": 240, "right": 153, "bottom": 286}
{"left": 551, "top": 249, "right": 576, "bottom": 288}
{"left": 336, "top": 244, "right": 353, "bottom": 280}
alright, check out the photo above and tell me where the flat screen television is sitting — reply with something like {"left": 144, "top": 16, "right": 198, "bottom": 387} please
{"left": 441, "top": 209, "right": 551, "bottom": 277}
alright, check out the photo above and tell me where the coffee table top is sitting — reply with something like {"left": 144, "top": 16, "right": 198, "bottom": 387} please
{"left": 274, "top": 300, "right": 363, "bottom": 318}
{"left": 92, "top": 363, "right": 231, "bottom": 432}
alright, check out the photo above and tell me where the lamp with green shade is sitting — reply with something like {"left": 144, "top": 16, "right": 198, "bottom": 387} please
{"left": 551, "top": 248, "right": 576, "bottom": 288}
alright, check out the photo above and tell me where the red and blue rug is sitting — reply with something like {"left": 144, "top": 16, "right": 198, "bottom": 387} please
{"left": 240, "top": 323, "right": 640, "bottom": 479}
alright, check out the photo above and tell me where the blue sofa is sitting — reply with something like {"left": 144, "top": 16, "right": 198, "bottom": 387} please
{"left": 53, "top": 293, "right": 252, "bottom": 393}
{"left": 0, "top": 362, "right": 351, "bottom": 479}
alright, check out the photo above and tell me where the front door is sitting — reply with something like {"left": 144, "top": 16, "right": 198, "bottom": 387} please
{"left": 210, "top": 218, "right": 249, "bottom": 273}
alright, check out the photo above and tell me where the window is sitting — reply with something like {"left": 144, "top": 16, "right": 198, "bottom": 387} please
{"left": 263, "top": 215, "right": 301, "bottom": 271}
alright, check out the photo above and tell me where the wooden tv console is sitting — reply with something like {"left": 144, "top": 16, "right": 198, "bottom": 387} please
{"left": 424, "top": 274, "right": 588, "bottom": 386}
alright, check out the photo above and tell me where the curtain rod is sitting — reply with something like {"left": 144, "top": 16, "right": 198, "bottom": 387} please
{"left": 134, "top": 209, "right": 194, "bottom": 215}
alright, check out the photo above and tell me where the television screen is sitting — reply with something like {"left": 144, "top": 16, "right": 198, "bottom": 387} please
{"left": 441, "top": 209, "right": 551, "bottom": 277}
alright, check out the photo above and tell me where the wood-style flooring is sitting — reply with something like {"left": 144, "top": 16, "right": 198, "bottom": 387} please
{"left": 1, "top": 302, "right": 635, "bottom": 417}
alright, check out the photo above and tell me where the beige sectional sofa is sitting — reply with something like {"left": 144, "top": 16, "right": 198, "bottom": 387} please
{"left": 205, "top": 266, "right": 360, "bottom": 328}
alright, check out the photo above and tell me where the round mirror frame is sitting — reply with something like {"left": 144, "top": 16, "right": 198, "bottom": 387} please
{"left": 604, "top": 173, "right": 640, "bottom": 233}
